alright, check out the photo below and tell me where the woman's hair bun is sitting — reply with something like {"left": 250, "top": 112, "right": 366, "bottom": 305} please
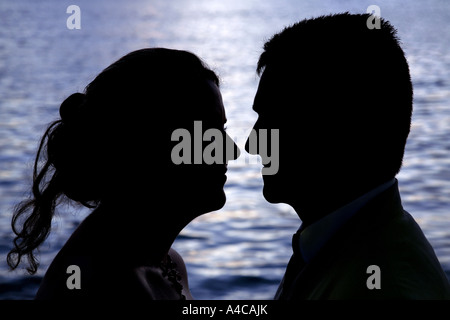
{"left": 59, "top": 93, "right": 86, "bottom": 123}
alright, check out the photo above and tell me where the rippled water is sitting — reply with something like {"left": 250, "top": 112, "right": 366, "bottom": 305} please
{"left": 1, "top": 0, "right": 450, "bottom": 299}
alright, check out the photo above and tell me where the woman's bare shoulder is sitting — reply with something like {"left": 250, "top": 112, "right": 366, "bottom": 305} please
{"left": 35, "top": 253, "right": 93, "bottom": 299}
{"left": 168, "top": 248, "right": 193, "bottom": 299}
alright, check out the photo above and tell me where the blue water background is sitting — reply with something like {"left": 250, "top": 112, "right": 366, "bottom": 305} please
{"left": 1, "top": 0, "right": 450, "bottom": 299}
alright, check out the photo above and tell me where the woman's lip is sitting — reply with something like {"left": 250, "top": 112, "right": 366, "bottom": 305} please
{"left": 209, "top": 165, "right": 227, "bottom": 176}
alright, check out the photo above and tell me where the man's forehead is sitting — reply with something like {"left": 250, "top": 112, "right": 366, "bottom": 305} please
{"left": 253, "top": 68, "right": 291, "bottom": 113}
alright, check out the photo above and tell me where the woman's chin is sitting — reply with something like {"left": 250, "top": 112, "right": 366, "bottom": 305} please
{"left": 196, "top": 189, "right": 226, "bottom": 214}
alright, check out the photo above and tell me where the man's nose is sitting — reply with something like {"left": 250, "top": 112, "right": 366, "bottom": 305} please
{"left": 245, "top": 127, "right": 259, "bottom": 155}
{"left": 245, "top": 136, "right": 252, "bottom": 154}
{"left": 246, "top": 116, "right": 262, "bottom": 155}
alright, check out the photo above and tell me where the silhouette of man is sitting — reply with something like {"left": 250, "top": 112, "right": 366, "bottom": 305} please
{"left": 246, "top": 13, "right": 450, "bottom": 299}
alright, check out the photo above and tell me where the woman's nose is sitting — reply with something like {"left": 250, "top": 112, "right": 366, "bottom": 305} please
{"left": 225, "top": 133, "right": 240, "bottom": 162}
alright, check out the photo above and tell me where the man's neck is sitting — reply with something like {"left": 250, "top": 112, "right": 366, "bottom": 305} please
{"left": 292, "top": 178, "right": 391, "bottom": 227}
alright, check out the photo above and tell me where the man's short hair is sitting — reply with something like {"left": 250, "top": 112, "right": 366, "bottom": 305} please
{"left": 257, "top": 13, "right": 413, "bottom": 180}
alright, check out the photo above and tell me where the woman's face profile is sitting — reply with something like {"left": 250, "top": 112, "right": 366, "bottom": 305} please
{"left": 169, "top": 80, "right": 239, "bottom": 215}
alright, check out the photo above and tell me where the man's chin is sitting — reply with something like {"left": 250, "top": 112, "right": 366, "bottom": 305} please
{"left": 262, "top": 184, "right": 285, "bottom": 204}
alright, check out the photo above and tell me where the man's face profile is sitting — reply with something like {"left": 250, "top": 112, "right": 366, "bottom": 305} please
{"left": 247, "top": 63, "right": 341, "bottom": 216}
{"left": 246, "top": 66, "right": 309, "bottom": 206}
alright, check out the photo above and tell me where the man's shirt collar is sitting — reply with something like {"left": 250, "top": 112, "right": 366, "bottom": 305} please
{"left": 295, "top": 179, "right": 396, "bottom": 263}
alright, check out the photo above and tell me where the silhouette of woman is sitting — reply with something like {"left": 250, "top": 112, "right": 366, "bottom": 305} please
{"left": 7, "top": 48, "right": 239, "bottom": 299}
